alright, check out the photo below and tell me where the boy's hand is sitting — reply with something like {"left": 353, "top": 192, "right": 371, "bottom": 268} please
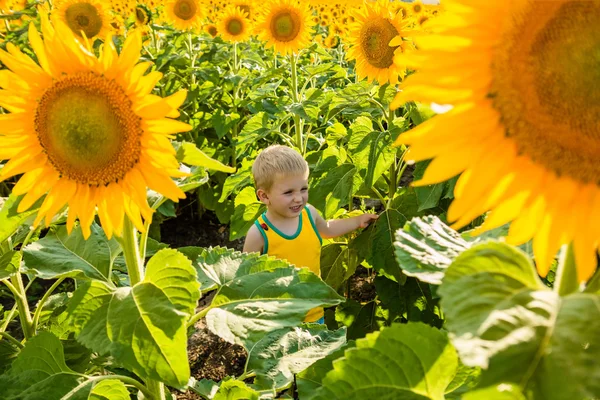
{"left": 357, "top": 213, "right": 379, "bottom": 228}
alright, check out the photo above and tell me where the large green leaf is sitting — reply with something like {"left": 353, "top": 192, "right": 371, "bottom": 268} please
{"left": 67, "top": 248, "right": 199, "bottom": 388}
{"left": 461, "top": 384, "right": 526, "bottom": 400}
{"left": 192, "top": 247, "right": 344, "bottom": 347}
{"left": 412, "top": 160, "right": 456, "bottom": 211}
{"left": 22, "top": 223, "right": 119, "bottom": 282}
{"left": 249, "top": 326, "right": 347, "bottom": 390}
{"left": 308, "top": 323, "right": 458, "bottom": 400}
{"left": 320, "top": 243, "right": 358, "bottom": 292}
{"left": 394, "top": 216, "right": 471, "bottom": 285}
{"left": 190, "top": 377, "right": 260, "bottom": 400}
{"left": 335, "top": 299, "right": 386, "bottom": 340}
{"left": 439, "top": 242, "right": 600, "bottom": 399}
{"left": 229, "top": 186, "right": 266, "bottom": 240}
{"left": 296, "top": 341, "right": 356, "bottom": 398}
{"left": 309, "top": 164, "right": 359, "bottom": 218}
{"left": 0, "top": 332, "right": 131, "bottom": 400}
{"left": 347, "top": 116, "right": 395, "bottom": 189}
{"left": 359, "top": 189, "right": 425, "bottom": 282}
{"left": 0, "top": 194, "right": 43, "bottom": 243}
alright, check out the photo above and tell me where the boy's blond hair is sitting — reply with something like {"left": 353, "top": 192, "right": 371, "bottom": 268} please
{"left": 252, "top": 145, "right": 308, "bottom": 190}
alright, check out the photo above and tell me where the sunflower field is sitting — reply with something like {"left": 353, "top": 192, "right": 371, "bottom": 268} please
{"left": 0, "top": 0, "right": 599, "bottom": 399}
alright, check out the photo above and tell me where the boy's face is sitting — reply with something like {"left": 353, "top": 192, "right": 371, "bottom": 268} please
{"left": 258, "top": 172, "right": 309, "bottom": 219}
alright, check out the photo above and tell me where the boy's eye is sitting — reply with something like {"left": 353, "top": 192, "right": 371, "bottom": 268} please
{"left": 301, "top": 187, "right": 308, "bottom": 191}
{"left": 284, "top": 191, "right": 292, "bottom": 195}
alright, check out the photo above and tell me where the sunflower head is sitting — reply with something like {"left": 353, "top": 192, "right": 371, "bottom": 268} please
{"left": 53, "top": 0, "right": 111, "bottom": 39}
{"left": 217, "top": 5, "right": 251, "bottom": 42}
{"left": 393, "top": 0, "right": 600, "bottom": 282}
{"left": 135, "top": 4, "right": 152, "bottom": 26}
{"left": 255, "top": 0, "right": 313, "bottom": 55}
{"left": 0, "top": 16, "right": 190, "bottom": 239}
{"left": 164, "top": 0, "right": 203, "bottom": 31}
{"left": 204, "top": 22, "right": 218, "bottom": 37}
{"left": 346, "top": 0, "right": 412, "bottom": 85}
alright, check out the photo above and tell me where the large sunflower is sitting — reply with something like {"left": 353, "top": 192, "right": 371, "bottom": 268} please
{"left": 164, "top": 0, "right": 202, "bottom": 31}
{"left": 255, "top": 0, "right": 312, "bottom": 56}
{"left": 52, "top": 0, "right": 111, "bottom": 39}
{"left": 218, "top": 6, "right": 251, "bottom": 42}
{"left": 392, "top": 0, "right": 600, "bottom": 282}
{"left": 0, "top": 16, "right": 190, "bottom": 239}
{"left": 346, "top": 0, "right": 414, "bottom": 85}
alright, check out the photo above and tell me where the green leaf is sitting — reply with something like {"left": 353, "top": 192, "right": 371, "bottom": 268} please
{"left": 177, "top": 142, "right": 235, "bottom": 173}
{"left": 219, "top": 162, "right": 252, "bottom": 202}
{"left": 189, "top": 378, "right": 220, "bottom": 398}
{"left": 412, "top": 160, "right": 457, "bottom": 211}
{"left": 194, "top": 247, "right": 344, "bottom": 347}
{"left": 309, "top": 323, "right": 458, "bottom": 400}
{"left": 347, "top": 116, "right": 395, "bottom": 188}
{"left": 249, "top": 326, "right": 347, "bottom": 390}
{"left": 88, "top": 379, "right": 130, "bottom": 400}
{"left": 439, "top": 242, "right": 600, "bottom": 399}
{"left": 211, "top": 109, "right": 241, "bottom": 139}
{"left": 0, "top": 251, "right": 20, "bottom": 280}
{"left": 320, "top": 244, "right": 359, "bottom": 291}
{"left": 0, "top": 194, "right": 43, "bottom": 243}
{"left": 22, "top": 223, "right": 119, "bottom": 282}
{"left": 310, "top": 164, "right": 359, "bottom": 218}
{"left": 394, "top": 215, "right": 471, "bottom": 285}
{"left": 67, "top": 249, "right": 199, "bottom": 389}
{"left": 296, "top": 341, "right": 356, "bottom": 399}
{"left": 408, "top": 102, "right": 436, "bottom": 125}
{"left": 335, "top": 299, "right": 386, "bottom": 340}
{"left": 229, "top": 186, "right": 266, "bottom": 240}
{"left": 213, "top": 380, "right": 259, "bottom": 400}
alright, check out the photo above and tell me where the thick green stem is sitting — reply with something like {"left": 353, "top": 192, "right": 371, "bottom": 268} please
{"left": 120, "top": 217, "right": 144, "bottom": 285}
{"left": 554, "top": 243, "right": 579, "bottom": 296}
{"left": 187, "top": 306, "right": 212, "bottom": 328}
{"left": 32, "top": 277, "right": 66, "bottom": 332}
{"left": 290, "top": 53, "right": 303, "bottom": 152}
{"left": 120, "top": 218, "right": 165, "bottom": 399}
{"left": 187, "top": 32, "right": 196, "bottom": 86}
{"left": 10, "top": 274, "right": 33, "bottom": 339}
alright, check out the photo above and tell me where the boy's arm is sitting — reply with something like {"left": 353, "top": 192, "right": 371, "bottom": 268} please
{"left": 307, "top": 204, "right": 378, "bottom": 239}
{"left": 243, "top": 224, "right": 264, "bottom": 254}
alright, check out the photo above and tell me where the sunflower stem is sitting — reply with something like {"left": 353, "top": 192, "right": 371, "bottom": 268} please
{"left": 32, "top": 277, "right": 66, "bottom": 333}
{"left": 10, "top": 273, "right": 34, "bottom": 340}
{"left": 121, "top": 217, "right": 144, "bottom": 286}
{"left": 187, "top": 32, "right": 196, "bottom": 86}
{"left": 0, "top": 331, "right": 23, "bottom": 349}
{"left": 290, "top": 53, "right": 303, "bottom": 153}
{"left": 554, "top": 243, "right": 579, "bottom": 296}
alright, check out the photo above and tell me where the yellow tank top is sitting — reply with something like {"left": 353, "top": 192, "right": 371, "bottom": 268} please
{"left": 255, "top": 206, "right": 323, "bottom": 322}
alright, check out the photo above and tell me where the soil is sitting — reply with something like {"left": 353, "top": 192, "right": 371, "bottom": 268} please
{"left": 159, "top": 195, "right": 244, "bottom": 251}
{"left": 347, "top": 265, "right": 377, "bottom": 303}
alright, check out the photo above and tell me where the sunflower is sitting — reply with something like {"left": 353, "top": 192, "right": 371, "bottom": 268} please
{"left": 218, "top": 6, "right": 251, "bottom": 42}
{"left": 52, "top": 0, "right": 111, "bottom": 39}
{"left": 164, "top": 0, "right": 202, "bottom": 31}
{"left": 255, "top": 0, "right": 312, "bottom": 56}
{"left": 134, "top": 4, "right": 152, "bottom": 26}
{"left": 233, "top": 0, "right": 254, "bottom": 21}
{"left": 0, "top": 16, "right": 190, "bottom": 239}
{"left": 392, "top": 0, "right": 600, "bottom": 282}
{"left": 346, "top": 0, "right": 414, "bottom": 85}
{"left": 204, "top": 22, "right": 218, "bottom": 37}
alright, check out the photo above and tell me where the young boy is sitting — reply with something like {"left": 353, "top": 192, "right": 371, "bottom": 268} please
{"left": 243, "top": 145, "right": 378, "bottom": 323}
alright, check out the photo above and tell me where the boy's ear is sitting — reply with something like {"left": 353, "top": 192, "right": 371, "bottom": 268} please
{"left": 256, "top": 188, "right": 269, "bottom": 204}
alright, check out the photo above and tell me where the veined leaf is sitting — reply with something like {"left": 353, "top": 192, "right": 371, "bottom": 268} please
{"left": 177, "top": 142, "right": 235, "bottom": 173}
{"left": 0, "top": 194, "right": 43, "bottom": 243}
{"left": 320, "top": 243, "right": 359, "bottom": 292}
{"left": 309, "top": 164, "right": 359, "bottom": 219}
{"left": 412, "top": 160, "right": 457, "bottom": 211}
{"left": 23, "top": 223, "right": 120, "bottom": 282}
{"left": 229, "top": 186, "right": 266, "bottom": 240}
{"left": 296, "top": 341, "right": 356, "bottom": 398}
{"left": 308, "top": 323, "right": 458, "bottom": 400}
{"left": 461, "top": 384, "right": 526, "bottom": 400}
{"left": 190, "top": 377, "right": 259, "bottom": 400}
{"left": 0, "top": 332, "right": 131, "bottom": 400}
{"left": 347, "top": 116, "right": 395, "bottom": 188}
{"left": 190, "top": 247, "right": 344, "bottom": 348}
{"left": 249, "top": 326, "right": 347, "bottom": 390}
{"left": 439, "top": 242, "right": 600, "bottom": 399}
{"left": 67, "top": 249, "right": 199, "bottom": 389}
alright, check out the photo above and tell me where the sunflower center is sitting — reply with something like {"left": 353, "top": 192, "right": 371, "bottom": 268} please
{"left": 174, "top": 0, "right": 197, "bottom": 20}
{"left": 239, "top": 4, "right": 251, "bottom": 18}
{"left": 360, "top": 18, "right": 399, "bottom": 69}
{"left": 65, "top": 2, "right": 103, "bottom": 38}
{"left": 136, "top": 6, "right": 150, "bottom": 25}
{"left": 271, "top": 10, "right": 301, "bottom": 42}
{"left": 490, "top": 0, "right": 600, "bottom": 184}
{"left": 35, "top": 72, "right": 142, "bottom": 186}
{"left": 227, "top": 18, "right": 243, "bottom": 35}
{"left": 207, "top": 25, "right": 218, "bottom": 36}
